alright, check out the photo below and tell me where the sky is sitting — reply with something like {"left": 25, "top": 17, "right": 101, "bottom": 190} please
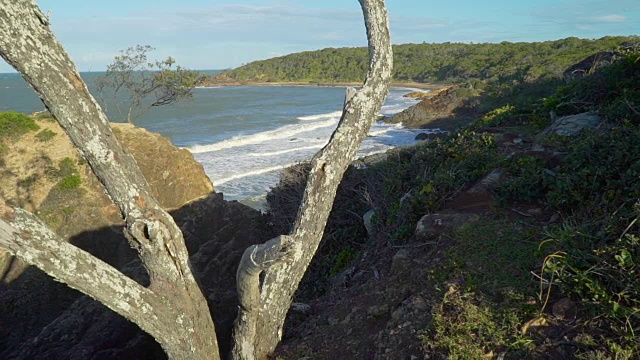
{"left": 1, "top": 0, "right": 639, "bottom": 72}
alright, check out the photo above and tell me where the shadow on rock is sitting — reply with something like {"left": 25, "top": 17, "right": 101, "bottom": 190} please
{"left": 0, "top": 192, "right": 272, "bottom": 359}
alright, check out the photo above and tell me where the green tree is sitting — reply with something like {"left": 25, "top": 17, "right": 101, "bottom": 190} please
{"left": 96, "top": 45, "right": 201, "bottom": 123}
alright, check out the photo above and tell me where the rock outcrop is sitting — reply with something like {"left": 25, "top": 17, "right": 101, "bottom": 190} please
{"left": 0, "top": 119, "right": 268, "bottom": 358}
{"left": 0, "top": 121, "right": 213, "bottom": 240}
{"left": 0, "top": 193, "right": 268, "bottom": 359}
{"left": 538, "top": 112, "right": 600, "bottom": 138}
{"left": 385, "top": 85, "right": 476, "bottom": 129}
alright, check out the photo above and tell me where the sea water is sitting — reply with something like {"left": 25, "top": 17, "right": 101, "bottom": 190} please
{"left": 0, "top": 72, "right": 436, "bottom": 202}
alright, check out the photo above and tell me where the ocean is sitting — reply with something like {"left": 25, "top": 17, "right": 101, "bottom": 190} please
{"left": 0, "top": 72, "right": 434, "bottom": 203}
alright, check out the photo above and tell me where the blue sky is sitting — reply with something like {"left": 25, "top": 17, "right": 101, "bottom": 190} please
{"left": 1, "top": 0, "right": 639, "bottom": 72}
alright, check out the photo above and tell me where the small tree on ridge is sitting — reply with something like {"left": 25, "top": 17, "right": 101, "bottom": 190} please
{"left": 96, "top": 45, "right": 201, "bottom": 123}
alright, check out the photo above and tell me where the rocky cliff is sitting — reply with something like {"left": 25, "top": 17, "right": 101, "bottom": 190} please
{"left": 0, "top": 118, "right": 269, "bottom": 358}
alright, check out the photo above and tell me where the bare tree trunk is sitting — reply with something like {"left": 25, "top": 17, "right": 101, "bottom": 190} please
{"left": 0, "top": 1, "right": 219, "bottom": 359}
{"left": 0, "top": 0, "right": 391, "bottom": 358}
{"left": 231, "top": 1, "right": 393, "bottom": 358}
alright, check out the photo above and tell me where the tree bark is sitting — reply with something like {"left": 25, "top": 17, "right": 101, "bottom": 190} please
{"left": 0, "top": 1, "right": 219, "bottom": 359}
{"left": 231, "top": 0, "right": 393, "bottom": 358}
{"left": 0, "top": 0, "right": 392, "bottom": 358}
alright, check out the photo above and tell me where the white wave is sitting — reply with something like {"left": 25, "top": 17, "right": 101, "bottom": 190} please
{"left": 189, "top": 118, "right": 337, "bottom": 154}
{"left": 368, "top": 128, "right": 392, "bottom": 137}
{"left": 214, "top": 163, "right": 295, "bottom": 185}
{"left": 195, "top": 86, "right": 221, "bottom": 89}
{"left": 248, "top": 144, "right": 325, "bottom": 157}
{"left": 298, "top": 110, "right": 343, "bottom": 121}
{"left": 393, "top": 87, "right": 432, "bottom": 93}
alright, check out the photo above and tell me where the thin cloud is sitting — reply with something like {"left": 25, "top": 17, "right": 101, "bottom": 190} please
{"left": 594, "top": 14, "right": 627, "bottom": 22}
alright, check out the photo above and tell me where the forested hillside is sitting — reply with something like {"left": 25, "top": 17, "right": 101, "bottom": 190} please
{"left": 211, "top": 36, "right": 638, "bottom": 84}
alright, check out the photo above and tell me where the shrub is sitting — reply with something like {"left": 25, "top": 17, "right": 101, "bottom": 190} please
{"left": 475, "top": 104, "right": 516, "bottom": 127}
{"left": 544, "top": 52, "right": 640, "bottom": 124}
{"left": 0, "top": 111, "right": 40, "bottom": 139}
{"left": 495, "top": 155, "right": 549, "bottom": 203}
{"left": 58, "top": 174, "right": 81, "bottom": 190}
{"left": 35, "top": 129, "right": 57, "bottom": 142}
{"left": 55, "top": 157, "right": 82, "bottom": 190}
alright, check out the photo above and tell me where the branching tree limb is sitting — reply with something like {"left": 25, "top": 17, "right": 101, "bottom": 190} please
{"left": 0, "top": 202, "right": 168, "bottom": 340}
{"left": 0, "top": 0, "right": 392, "bottom": 358}
{"left": 0, "top": 1, "right": 218, "bottom": 358}
{"left": 232, "top": 0, "right": 393, "bottom": 358}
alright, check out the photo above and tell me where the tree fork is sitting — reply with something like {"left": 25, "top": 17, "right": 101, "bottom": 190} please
{"left": 232, "top": 0, "right": 393, "bottom": 358}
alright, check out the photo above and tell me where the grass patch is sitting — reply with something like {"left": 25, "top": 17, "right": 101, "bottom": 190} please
{"left": 422, "top": 219, "right": 542, "bottom": 359}
{"left": 35, "top": 112, "right": 56, "bottom": 122}
{"left": 0, "top": 111, "right": 40, "bottom": 139}
{"left": 0, "top": 143, "right": 7, "bottom": 157}
{"left": 451, "top": 219, "right": 540, "bottom": 294}
{"left": 368, "top": 130, "right": 499, "bottom": 242}
{"left": 35, "top": 129, "right": 57, "bottom": 142}
{"left": 423, "top": 291, "right": 536, "bottom": 359}
{"left": 17, "top": 175, "right": 38, "bottom": 189}
{"left": 51, "top": 157, "right": 82, "bottom": 190}
{"left": 58, "top": 174, "right": 81, "bottom": 190}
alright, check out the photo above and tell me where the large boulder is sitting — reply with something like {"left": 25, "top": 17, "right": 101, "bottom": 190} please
{"left": 415, "top": 211, "right": 480, "bottom": 239}
{"left": 385, "top": 85, "right": 475, "bottom": 129}
{"left": 538, "top": 112, "right": 600, "bottom": 138}
{"left": 0, "top": 118, "right": 260, "bottom": 358}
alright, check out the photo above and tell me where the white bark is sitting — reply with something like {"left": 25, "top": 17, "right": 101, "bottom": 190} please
{"left": 0, "top": 202, "right": 166, "bottom": 340}
{"left": 0, "top": 1, "right": 218, "bottom": 358}
{"left": 0, "top": 0, "right": 392, "bottom": 358}
{"left": 232, "top": 0, "right": 393, "bottom": 358}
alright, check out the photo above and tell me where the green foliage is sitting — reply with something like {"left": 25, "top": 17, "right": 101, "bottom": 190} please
{"left": 423, "top": 291, "right": 535, "bottom": 359}
{"left": 360, "top": 130, "right": 499, "bottom": 243}
{"left": 58, "top": 174, "right": 81, "bottom": 190}
{"left": 0, "top": 111, "right": 40, "bottom": 139}
{"left": 495, "top": 155, "right": 548, "bottom": 203}
{"left": 35, "top": 129, "right": 57, "bottom": 142}
{"left": 544, "top": 52, "right": 640, "bottom": 123}
{"left": 54, "top": 157, "right": 82, "bottom": 190}
{"left": 423, "top": 220, "right": 540, "bottom": 358}
{"left": 329, "top": 248, "right": 357, "bottom": 276}
{"left": 453, "top": 219, "right": 540, "bottom": 294}
{"left": 96, "top": 45, "right": 202, "bottom": 123}
{"left": 547, "top": 128, "right": 640, "bottom": 213}
{"left": 542, "top": 227, "right": 639, "bottom": 351}
{"left": 214, "top": 36, "right": 637, "bottom": 85}
{"left": 476, "top": 104, "right": 516, "bottom": 127}
{"left": 17, "top": 175, "right": 38, "bottom": 189}
{"left": 57, "top": 157, "right": 77, "bottom": 177}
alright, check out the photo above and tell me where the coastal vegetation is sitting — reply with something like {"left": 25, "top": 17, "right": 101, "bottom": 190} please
{"left": 209, "top": 36, "right": 638, "bottom": 85}
{"left": 0, "top": 0, "right": 638, "bottom": 358}
{"left": 0, "top": 111, "right": 39, "bottom": 140}
{"left": 267, "top": 50, "right": 640, "bottom": 359}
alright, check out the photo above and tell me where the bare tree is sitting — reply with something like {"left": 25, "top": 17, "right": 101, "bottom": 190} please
{"left": 0, "top": 0, "right": 392, "bottom": 359}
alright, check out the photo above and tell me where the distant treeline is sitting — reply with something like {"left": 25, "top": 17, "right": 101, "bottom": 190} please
{"left": 210, "top": 36, "right": 638, "bottom": 84}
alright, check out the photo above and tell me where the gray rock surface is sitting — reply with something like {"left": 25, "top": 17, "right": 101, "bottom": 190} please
{"left": 538, "top": 112, "right": 600, "bottom": 138}
{"left": 415, "top": 212, "right": 480, "bottom": 239}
